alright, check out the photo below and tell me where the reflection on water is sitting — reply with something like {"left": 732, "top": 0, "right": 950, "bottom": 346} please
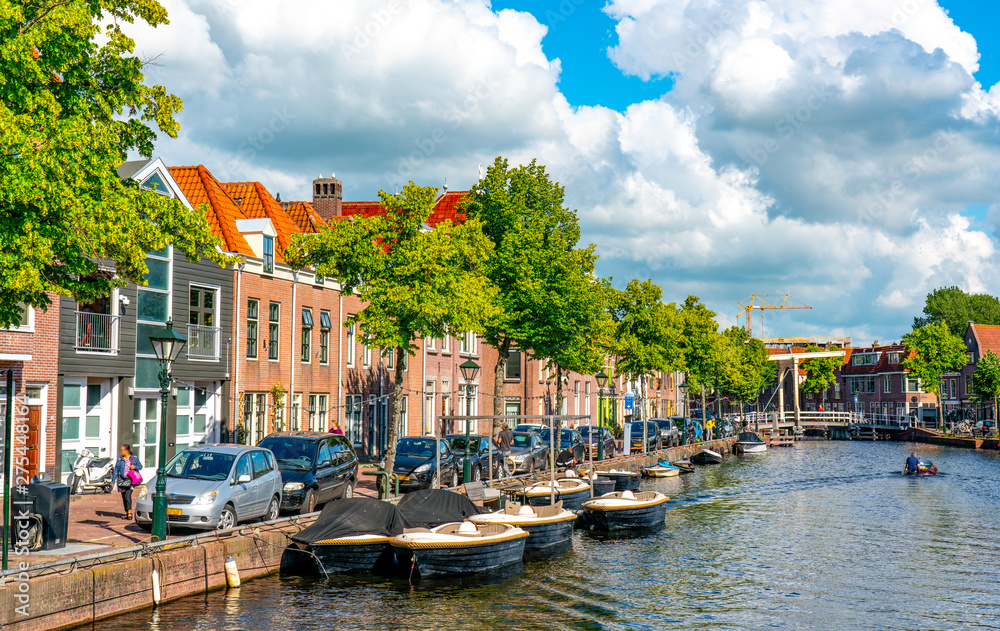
{"left": 96, "top": 442, "right": 1000, "bottom": 630}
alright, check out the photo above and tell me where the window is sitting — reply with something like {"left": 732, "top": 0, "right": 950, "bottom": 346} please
{"left": 441, "top": 335, "right": 450, "bottom": 354}
{"left": 135, "top": 248, "right": 172, "bottom": 388}
{"left": 346, "top": 321, "right": 356, "bottom": 366}
{"left": 585, "top": 382, "right": 591, "bottom": 415}
{"left": 574, "top": 380, "right": 580, "bottom": 414}
{"left": 834, "top": 379, "right": 841, "bottom": 397}
{"left": 2, "top": 304, "right": 32, "bottom": 331}
{"left": 460, "top": 331, "right": 477, "bottom": 355}
{"left": 506, "top": 350, "right": 522, "bottom": 380}
{"left": 866, "top": 377, "right": 876, "bottom": 393}
{"left": 850, "top": 378, "right": 860, "bottom": 394}
{"left": 426, "top": 337, "right": 436, "bottom": 351}
{"left": 308, "top": 395, "right": 318, "bottom": 431}
{"left": 247, "top": 299, "right": 259, "bottom": 359}
{"left": 966, "top": 375, "right": 972, "bottom": 395}
{"left": 949, "top": 379, "right": 956, "bottom": 399}
{"left": 363, "top": 341, "right": 371, "bottom": 368}
{"left": 263, "top": 236, "right": 275, "bottom": 274}
{"left": 250, "top": 450, "right": 271, "bottom": 478}
{"left": 188, "top": 286, "right": 219, "bottom": 360}
{"left": 907, "top": 377, "right": 919, "bottom": 393}
{"left": 189, "top": 287, "right": 216, "bottom": 327}
{"left": 319, "top": 311, "right": 331, "bottom": 365}
{"left": 888, "top": 351, "right": 903, "bottom": 364}
{"left": 291, "top": 393, "right": 301, "bottom": 431}
{"left": 852, "top": 353, "right": 877, "bottom": 366}
{"left": 345, "top": 394, "right": 363, "bottom": 444}
{"left": 301, "top": 308, "right": 313, "bottom": 363}
{"left": 399, "top": 395, "right": 408, "bottom": 435}
{"left": 883, "top": 375, "right": 891, "bottom": 394}
{"left": 458, "top": 384, "right": 478, "bottom": 417}
{"left": 268, "top": 302, "right": 280, "bottom": 360}
{"left": 424, "top": 381, "right": 435, "bottom": 435}
{"left": 317, "top": 394, "right": 328, "bottom": 431}
{"left": 386, "top": 348, "right": 395, "bottom": 370}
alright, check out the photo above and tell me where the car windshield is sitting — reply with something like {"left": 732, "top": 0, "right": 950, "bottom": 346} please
{"left": 578, "top": 426, "right": 596, "bottom": 437}
{"left": 656, "top": 421, "right": 672, "bottom": 429}
{"left": 630, "top": 422, "right": 652, "bottom": 434}
{"left": 514, "top": 425, "right": 538, "bottom": 433}
{"left": 396, "top": 438, "right": 437, "bottom": 458}
{"left": 165, "top": 451, "right": 235, "bottom": 481}
{"left": 539, "top": 428, "right": 575, "bottom": 447}
{"left": 448, "top": 437, "right": 480, "bottom": 452}
{"left": 511, "top": 433, "right": 534, "bottom": 448}
{"left": 259, "top": 438, "right": 315, "bottom": 470}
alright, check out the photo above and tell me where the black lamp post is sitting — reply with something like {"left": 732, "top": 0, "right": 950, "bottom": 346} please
{"left": 148, "top": 321, "right": 186, "bottom": 542}
{"left": 595, "top": 371, "right": 608, "bottom": 460}
{"left": 459, "top": 358, "right": 480, "bottom": 483}
{"left": 678, "top": 381, "right": 690, "bottom": 445}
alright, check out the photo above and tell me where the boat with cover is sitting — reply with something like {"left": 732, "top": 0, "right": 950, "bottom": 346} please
{"left": 290, "top": 497, "right": 404, "bottom": 574}
{"left": 468, "top": 501, "right": 576, "bottom": 558}
{"left": 643, "top": 463, "right": 680, "bottom": 478}
{"left": 734, "top": 431, "right": 768, "bottom": 454}
{"left": 903, "top": 460, "right": 938, "bottom": 476}
{"left": 597, "top": 469, "right": 642, "bottom": 491}
{"left": 520, "top": 477, "right": 592, "bottom": 511}
{"left": 691, "top": 449, "right": 723, "bottom": 464}
{"left": 669, "top": 460, "right": 695, "bottom": 474}
{"left": 579, "top": 490, "right": 669, "bottom": 533}
{"left": 391, "top": 521, "right": 529, "bottom": 578}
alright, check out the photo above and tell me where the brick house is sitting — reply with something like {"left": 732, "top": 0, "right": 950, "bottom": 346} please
{"left": 955, "top": 323, "right": 1000, "bottom": 421}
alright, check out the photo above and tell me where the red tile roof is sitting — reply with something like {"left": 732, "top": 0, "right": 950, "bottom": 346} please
{"left": 970, "top": 324, "right": 1000, "bottom": 356}
{"left": 340, "top": 191, "right": 468, "bottom": 226}
{"left": 168, "top": 166, "right": 253, "bottom": 256}
{"left": 220, "top": 181, "right": 302, "bottom": 261}
{"left": 281, "top": 201, "right": 327, "bottom": 234}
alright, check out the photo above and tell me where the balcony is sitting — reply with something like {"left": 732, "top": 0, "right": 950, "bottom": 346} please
{"left": 187, "top": 324, "right": 222, "bottom": 361}
{"left": 75, "top": 312, "right": 120, "bottom": 354}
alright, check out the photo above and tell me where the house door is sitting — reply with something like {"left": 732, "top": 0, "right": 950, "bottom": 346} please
{"left": 26, "top": 406, "right": 42, "bottom": 480}
{"left": 132, "top": 396, "right": 162, "bottom": 470}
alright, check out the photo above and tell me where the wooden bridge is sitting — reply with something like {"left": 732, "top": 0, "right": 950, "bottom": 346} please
{"left": 744, "top": 411, "right": 914, "bottom": 432}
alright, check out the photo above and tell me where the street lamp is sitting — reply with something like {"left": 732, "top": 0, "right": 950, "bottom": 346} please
{"left": 678, "top": 381, "right": 690, "bottom": 445}
{"left": 595, "top": 371, "right": 608, "bottom": 460}
{"left": 459, "top": 359, "right": 480, "bottom": 483}
{"left": 148, "top": 321, "right": 187, "bottom": 542}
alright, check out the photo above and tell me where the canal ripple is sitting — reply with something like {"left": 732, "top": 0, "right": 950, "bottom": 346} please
{"left": 96, "top": 441, "right": 1000, "bottom": 631}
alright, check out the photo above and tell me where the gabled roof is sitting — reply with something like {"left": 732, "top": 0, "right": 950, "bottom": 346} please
{"left": 341, "top": 201, "right": 384, "bottom": 219}
{"left": 340, "top": 191, "right": 468, "bottom": 227}
{"left": 220, "top": 181, "right": 301, "bottom": 260}
{"left": 840, "top": 344, "right": 911, "bottom": 375}
{"left": 168, "top": 166, "right": 253, "bottom": 257}
{"left": 969, "top": 324, "right": 1000, "bottom": 356}
{"left": 281, "top": 200, "right": 327, "bottom": 234}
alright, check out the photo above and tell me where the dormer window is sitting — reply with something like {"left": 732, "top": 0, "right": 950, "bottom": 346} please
{"left": 263, "top": 236, "right": 274, "bottom": 274}
{"left": 140, "top": 172, "right": 170, "bottom": 196}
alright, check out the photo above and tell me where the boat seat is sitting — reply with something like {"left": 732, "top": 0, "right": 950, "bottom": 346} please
{"left": 531, "top": 502, "right": 565, "bottom": 517}
{"left": 401, "top": 528, "right": 433, "bottom": 534}
{"left": 634, "top": 492, "right": 660, "bottom": 501}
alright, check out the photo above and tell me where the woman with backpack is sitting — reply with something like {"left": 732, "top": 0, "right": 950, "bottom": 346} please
{"left": 114, "top": 445, "right": 142, "bottom": 520}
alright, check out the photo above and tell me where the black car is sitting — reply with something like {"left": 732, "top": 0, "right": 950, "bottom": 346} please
{"left": 445, "top": 434, "right": 503, "bottom": 481}
{"left": 384, "top": 437, "right": 460, "bottom": 491}
{"left": 259, "top": 432, "right": 359, "bottom": 515}
{"left": 652, "top": 418, "right": 680, "bottom": 447}
{"left": 537, "top": 428, "right": 585, "bottom": 465}
{"left": 628, "top": 421, "right": 662, "bottom": 453}
{"left": 578, "top": 425, "right": 616, "bottom": 459}
{"left": 507, "top": 431, "right": 549, "bottom": 473}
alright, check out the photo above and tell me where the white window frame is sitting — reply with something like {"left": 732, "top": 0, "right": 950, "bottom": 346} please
{"left": 346, "top": 320, "right": 356, "bottom": 367}
{"left": 2, "top": 304, "right": 34, "bottom": 332}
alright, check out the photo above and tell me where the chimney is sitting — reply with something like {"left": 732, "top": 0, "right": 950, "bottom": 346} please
{"left": 312, "top": 173, "right": 343, "bottom": 220}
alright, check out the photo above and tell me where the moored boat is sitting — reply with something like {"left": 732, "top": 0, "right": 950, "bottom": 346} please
{"left": 643, "top": 464, "right": 680, "bottom": 478}
{"left": 468, "top": 502, "right": 576, "bottom": 559}
{"left": 290, "top": 497, "right": 403, "bottom": 575}
{"left": 734, "top": 431, "right": 768, "bottom": 454}
{"left": 579, "top": 490, "right": 669, "bottom": 533}
{"left": 597, "top": 469, "right": 642, "bottom": 491}
{"left": 669, "top": 461, "right": 695, "bottom": 474}
{"left": 691, "top": 449, "right": 723, "bottom": 464}
{"left": 391, "top": 521, "right": 529, "bottom": 578}
{"left": 520, "top": 478, "right": 592, "bottom": 511}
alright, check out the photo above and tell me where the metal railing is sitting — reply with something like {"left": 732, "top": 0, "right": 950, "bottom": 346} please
{"left": 75, "top": 312, "right": 120, "bottom": 353}
{"left": 186, "top": 324, "right": 222, "bottom": 360}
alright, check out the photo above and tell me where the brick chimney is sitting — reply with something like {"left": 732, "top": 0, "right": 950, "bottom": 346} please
{"left": 312, "top": 173, "right": 343, "bottom": 220}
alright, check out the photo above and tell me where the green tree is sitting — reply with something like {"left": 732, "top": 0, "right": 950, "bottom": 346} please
{"left": 0, "top": 0, "right": 229, "bottom": 327}
{"left": 800, "top": 344, "right": 841, "bottom": 407}
{"left": 680, "top": 296, "right": 720, "bottom": 420}
{"left": 464, "top": 157, "right": 603, "bottom": 427}
{"left": 608, "top": 279, "right": 683, "bottom": 421}
{"left": 716, "top": 327, "right": 774, "bottom": 418}
{"left": 913, "top": 286, "right": 1000, "bottom": 335}
{"left": 286, "top": 183, "right": 497, "bottom": 478}
{"left": 972, "top": 349, "right": 1000, "bottom": 427}
{"left": 901, "top": 321, "right": 968, "bottom": 430}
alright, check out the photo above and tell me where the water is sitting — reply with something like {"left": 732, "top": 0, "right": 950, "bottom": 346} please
{"left": 95, "top": 441, "right": 1000, "bottom": 630}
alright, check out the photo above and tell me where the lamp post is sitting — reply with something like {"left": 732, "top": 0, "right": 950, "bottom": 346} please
{"left": 595, "top": 371, "right": 608, "bottom": 461}
{"left": 459, "top": 359, "right": 480, "bottom": 483}
{"left": 148, "top": 321, "right": 187, "bottom": 543}
{"left": 679, "top": 381, "right": 690, "bottom": 445}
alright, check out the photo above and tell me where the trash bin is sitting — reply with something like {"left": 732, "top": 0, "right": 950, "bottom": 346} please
{"left": 11, "top": 475, "right": 69, "bottom": 551}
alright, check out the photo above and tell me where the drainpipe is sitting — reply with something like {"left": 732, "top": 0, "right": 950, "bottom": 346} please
{"left": 233, "top": 258, "right": 245, "bottom": 442}
{"left": 289, "top": 270, "right": 298, "bottom": 431}
{"left": 420, "top": 337, "right": 427, "bottom": 438}
{"left": 338, "top": 292, "right": 343, "bottom": 436}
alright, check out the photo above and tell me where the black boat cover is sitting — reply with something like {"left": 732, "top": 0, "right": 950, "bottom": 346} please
{"left": 736, "top": 432, "right": 764, "bottom": 443}
{"left": 291, "top": 497, "right": 404, "bottom": 544}
{"left": 395, "top": 489, "right": 484, "bottom": 528}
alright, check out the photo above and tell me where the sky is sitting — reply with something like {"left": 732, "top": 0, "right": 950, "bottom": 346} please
{"left": 128, "top": 0, "right": 1000, "bottom": 343}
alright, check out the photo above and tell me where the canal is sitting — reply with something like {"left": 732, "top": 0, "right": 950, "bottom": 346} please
{"left": 93, "top": 441, "right": 1000, "bottom": 630}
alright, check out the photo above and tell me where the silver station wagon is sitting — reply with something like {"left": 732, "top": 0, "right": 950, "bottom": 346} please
{"left": 134, "top": 444, "right": 283, "bottom": 531}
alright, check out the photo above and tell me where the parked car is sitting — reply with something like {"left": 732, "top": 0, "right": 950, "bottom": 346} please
{"left": 382, "top": 437, "right": 460, "bottom": 491}
{"left": 651, "top": 418, "right": 680, "bottom": 447}
{"left": 691, "top": 409, "right": 715, "bottom": 421}
{"left": 628, "top": 421, "right": 662, "bottom": 453}
{"left": 445, "top": 434, "right": 503, "bottom": 480}
{"left": 507, "top": 431, "right": 549, "bottom": 473}
{"left": 134, "top": 444, "right": 283, "bottom": 532}
{"left": 537, "top": 428, "right": 585, "bottom": 464}
{"left": 258, "top": 432, "right": 358, "bottom": 515}
{"left": 514, "top": 423, "right": 545, "bottom": 434}
{"left": 578, "top": 425, "right": 616, "bottom": 459}
{"left": 973, "top": 420, "right": 996, "bottom": 436}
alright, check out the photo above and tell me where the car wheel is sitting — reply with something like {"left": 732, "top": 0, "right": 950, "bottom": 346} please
{"left": 264, "top": 496, "right": 279, "bottom": 522}
{"left": 451, "top": 468, "right": 460, "bottom": 487}
{"left": 217, "top": 504, "right": 237, "bottom": 531}
{"left": 473, "top": 466, "right": 482, "bottom": 482}
{"left": 342, "top": 482, "right": 354, "bottom": 500}
{"left": 431, "top": 474, "right": 441, "bottom": 489}
{"left": 299, "top": 489, "right": 316, "bottom": 515}
{"left": 528, "top": 458, "right": 535, "bottom": 474}
{"left": 67, "top": 473, "right": 79, "bottom": 495}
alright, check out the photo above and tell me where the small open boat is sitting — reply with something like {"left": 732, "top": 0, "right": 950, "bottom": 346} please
{"left": 580, "top": 490, "right": 669, "bottom": 533}
{"left": 578, "top": 470, "right": 617, "bottom": 496}
{"left": 691, "top": 449, "right": 723, "bottom": 465}
{"left": 643, "top": 463, "right": 680, "bottom": 478}
{"left": 468, "top": 502, "right": 576, "bottom": 559}
{"left": 734, "top": 431, "right": 767, "bottom": 454}
{"left": 903, "top": 460, "right": 938, "bottom": 476}
{"left": 597, "top": 469, "right": 642, "bottom": 491}
{"left": 391, "top": 521, "right": 529, "bottom": 578}
{"left": 520, "top": 478, "right": 592, "bottom": 511}
{"left": 669, "top": 461, "right": 695, "bottom": 474}
{"left": 290, "top": 497, "right": 403, "bottom": 574}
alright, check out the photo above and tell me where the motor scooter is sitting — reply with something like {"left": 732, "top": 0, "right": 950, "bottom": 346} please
{"left": 67, "top": 447, "right": 114, "bottom": 494}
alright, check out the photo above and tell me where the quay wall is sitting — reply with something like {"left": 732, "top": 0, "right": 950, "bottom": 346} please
{"left": 0, "top": 517, "right": 317, "bottom": 631}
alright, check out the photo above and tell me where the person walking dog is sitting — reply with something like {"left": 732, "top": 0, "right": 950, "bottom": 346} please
{"left": 114, "top": 445, "right": 142, "bottom": 520}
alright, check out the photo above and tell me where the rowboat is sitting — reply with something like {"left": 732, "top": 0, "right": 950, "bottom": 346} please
{"left": 597, "top": 469, "right": 641, "bottom": 491}
{"left": 391, "top": 521, "right": 529, "bottom": 578}
{"left": 734, "top": 431, "right": 767, "bottom": 454}
{"left": 669, "top": 461, "right": 695, "bottom": 474}
{"left": 643, "top": 464, "right": 680, "bottom": 478}
{"left": 468, "top": 502, "right": 576, "bottom": 559}
{"left": 520, "top": 478, "right": 592, "bottom": 511}
{"left": 580, "top": 490, "right": 669, "bottom": 533}
{"left": 691, "top": 449, "right": 723, "bottom": 465}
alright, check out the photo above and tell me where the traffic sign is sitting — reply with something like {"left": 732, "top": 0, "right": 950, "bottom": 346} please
{"left": 624, "top": 394, "right": 635, "bottom": 411}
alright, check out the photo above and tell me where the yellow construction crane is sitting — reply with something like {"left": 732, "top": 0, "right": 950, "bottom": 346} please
{"left": 737, "top": 294, "right": 813, "bottom": 337}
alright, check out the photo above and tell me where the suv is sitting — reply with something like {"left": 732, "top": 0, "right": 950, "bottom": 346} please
{"left": 134, "top": 444, "right": 283, "bottom": 531}
{"left": 651, "top": 418, "right": 680, "bottom": 448}
{"left": 628, "top": 421, "right": 662, "bottom": 453}
{"left": 259, "top": 432, "right": 359, "bottom": 514}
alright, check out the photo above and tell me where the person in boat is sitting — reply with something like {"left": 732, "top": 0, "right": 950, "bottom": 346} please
{"left": 904, "top": 452, "right": 920, "bottom": 473}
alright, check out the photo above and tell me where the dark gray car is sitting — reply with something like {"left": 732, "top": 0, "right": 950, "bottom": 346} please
{"left": 507, "top": 431, "right": 548, "bottom": 473}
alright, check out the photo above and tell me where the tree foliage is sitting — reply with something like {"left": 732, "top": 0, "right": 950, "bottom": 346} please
{"left": 0, "top": 0, "right": 229, "bottom": 327}
{"left": 901, "top": 321, "right": 968, "bottom": 428}
{"left": 679, "top": 295, "right": 719, "bottom": 415}
{"left": 972, "top": 349, "right": 1000, "bottom": 410}
{"left": 715, "top": 327, "right": 774, "bottom": 405}
{"left": 800, "top": 344, "right": 841, "bottom": 395}
{"left": 913, "top": 286, "right": 1000, "bottom": 335}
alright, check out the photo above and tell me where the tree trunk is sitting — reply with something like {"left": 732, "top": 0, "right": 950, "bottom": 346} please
{"left": 936, "top": 393, "right": 943, "bottom": 431}
{"left": 554, "top": 365, "right": 565, "bottom": 417}
{"left": 700, "top": 384, "right": 707, "bottom": 424}
{"left": 382, "top": 346, "right": 406, "bottom": 481}
{"left": 492, "top": 339, "right": 510, "bottom": 440}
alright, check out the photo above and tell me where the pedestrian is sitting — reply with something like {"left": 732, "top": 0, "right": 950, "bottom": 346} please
{"left": 114, "top": 444, "right": 142, "bottom": 521}
{"left": 330, "top": 422, "right": 344, "bottom": 435}
{"left": 497, "top": 422, "right": 514, "bottom": 477}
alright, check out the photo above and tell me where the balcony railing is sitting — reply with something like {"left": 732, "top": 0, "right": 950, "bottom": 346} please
{"left": 75, "top": 312, "right": 120, "bottom": 353}
{"left": 187, "top": 324, "right": 222, "bottom": 361}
